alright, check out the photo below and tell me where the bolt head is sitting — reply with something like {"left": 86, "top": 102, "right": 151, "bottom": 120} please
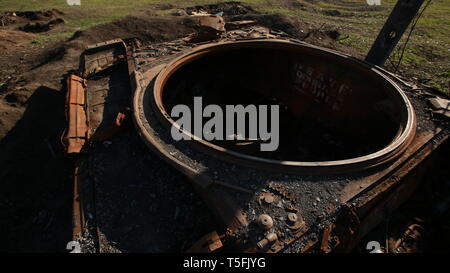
{"left": 287, "top": 213, "right": 298, "bottom": 223}
{"left": 257, "top": 214, "right": 273, "bottom": 230}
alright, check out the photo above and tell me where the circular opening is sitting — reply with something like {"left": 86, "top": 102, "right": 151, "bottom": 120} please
{"left": 151, "top": 40, "right": 415, "bottom": 171}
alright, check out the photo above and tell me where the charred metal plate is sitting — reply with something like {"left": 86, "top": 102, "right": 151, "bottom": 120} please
{"left": 81, "top": 40, "right": 131, "bottom": 140}
{"left": 82, "top": 39, "right": 127, "bottom": 77}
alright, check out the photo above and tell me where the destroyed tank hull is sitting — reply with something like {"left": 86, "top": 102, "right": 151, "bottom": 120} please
{"left": 64, "top": 22, "right": 450, "bottom": 253}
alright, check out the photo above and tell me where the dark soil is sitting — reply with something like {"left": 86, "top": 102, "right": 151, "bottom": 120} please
{"left": 184, "top": 1, "right": 256, "bottom": 16}
{"left": 0, "top": 9, "right": 65, "bottom": 32}
{"left": 19, "top": 18, "right": 65, "bottom": 33}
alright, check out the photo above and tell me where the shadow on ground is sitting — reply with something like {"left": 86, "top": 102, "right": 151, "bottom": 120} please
{"left": 0, "top": 86, "right": 73, "bottom": 252}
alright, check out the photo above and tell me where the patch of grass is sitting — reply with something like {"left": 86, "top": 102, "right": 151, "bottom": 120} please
{"left": 30, "top": 31, "right": 74, "bottom": 46}
{"left": 338, "top": 34, "right": 369, "bottom": 51}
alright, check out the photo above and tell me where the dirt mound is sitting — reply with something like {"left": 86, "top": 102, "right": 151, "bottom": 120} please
{"left": 1, "top": 9, "right": 65, "bottom": 34}
{"left": 185, "top": 1, "right": 256, "bottom": 16}
{"left": 14, "top": 9, "right": 64, "bottom": 21}
{"left": 0, "top": 30, "right": 36, "bottom": 50}
{"left": 227, "top": 13, "right": 344, "bottom": 49}
{"left": 227, "top": 13, "right": 354, "bottom": 56}
{"left": 229, "top": 13, "right": 305, "bottom": 37}
{"left": 19, "top": 18, "right": 65, "bottom": 33}
{"left": 0, "top": 9, "right": 64, "bottom": 27}
{"left": 68, "top": 13, "right": 198, "bottom": 47}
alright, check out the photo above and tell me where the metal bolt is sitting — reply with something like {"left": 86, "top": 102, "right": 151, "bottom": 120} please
{"left": 257, "top": 214, "right": 273, "bottom": 230}
{"left": 256, "top": 233, "right": 278, "bottom": 249}
{"left": 287, "top": 213, "right": 298, "bottom": 223}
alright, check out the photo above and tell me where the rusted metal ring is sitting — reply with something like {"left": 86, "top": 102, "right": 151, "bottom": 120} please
{"left": 136, "top": 39, "right": 416, "bottom": 174}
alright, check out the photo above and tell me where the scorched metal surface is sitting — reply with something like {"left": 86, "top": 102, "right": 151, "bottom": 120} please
{"left": 67, "top": 23, "right": 450, "bottom": 253}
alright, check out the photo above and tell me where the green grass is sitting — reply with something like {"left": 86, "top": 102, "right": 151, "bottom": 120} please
{"left": 265, "top": 0, "right": 450, "bottom": 92}
{"left": 30, "top": 31, "right": 74, "bottom": 46}
{"left": 1, "top": 0, "right": 449, "bottom": 92}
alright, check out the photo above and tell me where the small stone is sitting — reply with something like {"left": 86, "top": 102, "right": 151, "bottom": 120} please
{"left": 103, "top": 141, "right": 112, "bottom": 147}
{"left": 264, "top": 195, "right": 274, "bottom": 204}
{"left": 173, "top": 9, "right": 188, "bottom": 16}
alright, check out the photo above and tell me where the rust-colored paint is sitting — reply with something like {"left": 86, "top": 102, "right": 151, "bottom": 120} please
{"left": 320, "top": 225, "right": 334, "bottom": 253}
{"left": 92, "top": 111, "right": 129, "bottom": 141}
{"left": 63, "top": 74, "right": 89, "bottom": 154}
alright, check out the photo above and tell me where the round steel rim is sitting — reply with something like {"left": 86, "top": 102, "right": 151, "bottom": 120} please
{"left": 146, "top": 39, "right": 416, "bottom": 172}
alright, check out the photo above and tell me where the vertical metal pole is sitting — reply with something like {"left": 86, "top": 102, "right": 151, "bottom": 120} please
{"left": 365, "top": 0, "right": 425, "bottom": 66}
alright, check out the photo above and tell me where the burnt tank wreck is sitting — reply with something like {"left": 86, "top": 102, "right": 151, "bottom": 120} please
{"left": 63, "top": 13, "right": 450, "bottom": 253}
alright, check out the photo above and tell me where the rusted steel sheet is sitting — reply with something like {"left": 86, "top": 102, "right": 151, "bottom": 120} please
{"left": 82, "top": 39, "right": 131, "bottom": 141}
{"left": 91, "top": 111, "right": 128, "bottom": 141}
{"left": 63, "top": 74, "right": 88, "bottom": 154}
{"left": 72, "top": 159, "right": 85, "bottom": 241}
{"left": 82, "top": 39, "right": 128, "bottom": 77}
{"left": 85, "top": 39, "right": 125, "bottom": 52}
{"left": 72, "top": 165, "right": 82, "bottom": 239}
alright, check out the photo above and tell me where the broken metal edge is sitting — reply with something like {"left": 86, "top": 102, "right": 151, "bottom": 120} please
{"left": 81, "top": 39, "right": 128, "bottom": 78}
